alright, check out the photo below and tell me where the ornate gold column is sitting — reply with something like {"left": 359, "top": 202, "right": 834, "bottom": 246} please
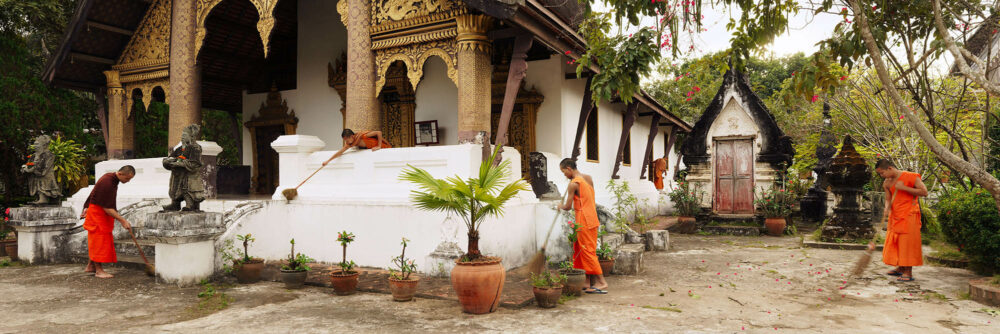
{"left": 456, "top": 14, "right": 494, "bottom": 143}
{"left": 345, "top": 0, "right": 379, "bottom": 132}
{"left": 169, "top": 0, "right": 202, "bottom": 147}
{"left": 104, "top": 70, "right": 133, "bottom": 159}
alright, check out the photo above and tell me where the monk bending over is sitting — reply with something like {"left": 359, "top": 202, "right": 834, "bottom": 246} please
{"left": 323, "top": 129, "right": 392, "bottom": 166}
{"left": 80, "top": 166, "right": 135, "bottom": 278}
{"left": 559, "top": 158, "right": 608, "bottom": 294}
{"left": 870, "top": 159, "right": 927, "bottom": 282}
{"left": 653, "top": 157, "right": 667, "bottom": 191}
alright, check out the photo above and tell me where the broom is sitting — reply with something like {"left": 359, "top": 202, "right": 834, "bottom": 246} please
{"left": 281, "top": 160, "right": 333, "bottom": 200}
{"left": 125, "top": 227, "right": 155, "bottom": 277}
{"left": 518, "top": 189, "right": 572, "bottom": 277}
{"left": 851, "top": 189, "right": 894, "bottom": 277}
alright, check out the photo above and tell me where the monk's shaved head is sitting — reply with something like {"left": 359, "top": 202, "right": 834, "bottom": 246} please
{"left": 118, "top": 165, "right": 135, "bottom": 175}
{"left": 559, "top": 158, "right": 577, "bottom": 170}
{"left": 875, "top": 159, "right": 895, "bottom": 170}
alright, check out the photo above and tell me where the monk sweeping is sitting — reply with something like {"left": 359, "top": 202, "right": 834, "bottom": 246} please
{"left": 871, "top": 159, "right": 927, "bottom": 281}
{"left": 652, "top": 157, "right": 667, "bottom": 191}
{"left": 323, "top": 129, "right": 391, "bottom": 166}
{"left": 559, "top": 159, "right": 608, "bottom": 294}
{"left": 79, "top": 166, "right": 135, "bottom": 278}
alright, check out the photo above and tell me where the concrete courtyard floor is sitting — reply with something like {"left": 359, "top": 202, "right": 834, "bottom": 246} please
{"left": 1, "top": 234, "right": 998, "bottom": 333}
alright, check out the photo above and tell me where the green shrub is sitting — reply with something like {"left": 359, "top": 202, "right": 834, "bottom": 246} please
{"left": 934, "top": 187, "right": 1000, "bottom": 274}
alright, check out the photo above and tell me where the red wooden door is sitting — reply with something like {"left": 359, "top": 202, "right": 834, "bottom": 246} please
{"left": 715, "top": 140, "right": 754, "bottom": 214}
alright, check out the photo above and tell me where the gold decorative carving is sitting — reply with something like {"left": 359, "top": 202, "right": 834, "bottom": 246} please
{"left": 120, "top": 70, "right": 170, "bottom": 84}
{"left": 118, "top": 0, "right": 171, "bottom": 66}
{"left": 456, "top": 14, "right": 493, "bottom": 53}
{"left": 195, "top": 0, "right": 224, "bottom": 57}
{"left": 103, "top": 70, "right": 122, "bottom": 89}
{"left": 337, "top": 0, "right": 349, "bottom": 27}
{"left": 112, "top": 59, "right": 169, "bottom": 73}
{"left": 249, "top": 0, "right": 280, "bottom": 58}
{"left": 373, "top": 39, "right": 458, "bottom": 95}
{"left": 123, "top": 79, "right": 170, "bottom": 119}
{"left": 372, "top": 0, "right": 458, "bottom": 26}
{"left": 372, "top": 27, "right": 456, "bottom": 50}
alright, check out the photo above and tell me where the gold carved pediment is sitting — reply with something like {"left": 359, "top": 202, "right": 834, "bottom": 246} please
{"left": 116, "top": 0, "right": 171, "bottom": 70}
{"left": 373, "top": 39, "right": 458, "bottom": 96}
{"left": 372, "top": 0, "right": 459, "bottom": 26}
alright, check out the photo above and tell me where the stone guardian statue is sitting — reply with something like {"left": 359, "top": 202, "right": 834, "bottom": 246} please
{"left": 162, "top": 125, "right": 206, "bottom": 212}
{"left": 21, "top": 135, "right": 62, "bottom": 205}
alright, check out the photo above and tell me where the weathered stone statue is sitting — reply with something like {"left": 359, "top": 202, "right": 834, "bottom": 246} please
{"left": 820, "top": 135, "right": 874, "bottom": 241}
{"left": 162, "top": 125, "right": 205, "bottom": 212}
{"left": 21, "top": 135, "right": 62, "bottom": 206}
{"left": 800, "top": 103, "right": 838, "bottom": 221}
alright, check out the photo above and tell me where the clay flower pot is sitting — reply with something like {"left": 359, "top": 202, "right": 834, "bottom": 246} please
{"left": 279, "top": 269, "right": 308, "bottom": 289}
{"left": 330, "top": 271, "right": 359, "bottom": 295}
{"left": 0, "top": 239, "right": 13, "bottom": 257}
{"left": 532, "top": 285, "right": 563, "bottom": 308}
{"left": 599, "top": 259, "right": 615, "bottom": 275}
{"left": 451, "top": 257, "right": 505, "bottom": 314}
{"left": 675, "top": 216, "right": 698, "bottom": 234}
{"left": 4, "top": 242, "right": 17, "bottom": 261}
{"left": 558, "top": 268, "right": 586, "bottom": 296}
{"left": 765, "top": 217, "right": 787, "bottom": 236}
{"left": 388, "top": 276, "right": 420, "bottom": 301}
{"left": 234, "top": 259, "right": 264, "bottom": 284}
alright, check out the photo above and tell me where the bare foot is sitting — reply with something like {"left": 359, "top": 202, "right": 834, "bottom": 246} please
{"left": 95, "top": 271, "right": 114, "bottom": 279}
{"left": 84, "top": 265, "right": 95, "bottom": 273}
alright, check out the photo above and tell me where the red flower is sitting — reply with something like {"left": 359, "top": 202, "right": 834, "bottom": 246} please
{"left": 811, "top": 95, "right": 819, "bottom": 102}
{"left": 840, "top": 75, "right": 847, "bottom": 81}
{"left": 685, "top": 97, "right": 692, "bottom": 102}
{"left": 564, "top": 50, "right": 571, "bottom": 55}
{"left": 178, "top": 155, "right": 187, "bottom": 160}
{"left": 693, "top": 86, "right": 701, "bottom": 92}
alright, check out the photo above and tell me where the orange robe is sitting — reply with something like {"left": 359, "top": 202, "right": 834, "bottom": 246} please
{"left": 653, "top": 158, "right": 667, "bottom": 190}
{"left": 84, "top": 204, "right": 117, "bottom": 263}
{"left": 882, "top": 171, "right": 922, "bottom": 267}
{"left": 571, "top": 176, "right": 603, "bottom": 276}
{"left": 353, "top": 131, "right": 392, "bottom": 149}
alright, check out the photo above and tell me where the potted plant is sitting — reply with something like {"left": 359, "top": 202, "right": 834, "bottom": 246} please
{"left": 597, "top": 242, "right": 615, "bottom": 275}
{"left": 330, "top": 230, "right": 359, "bottom": 295}
{"left": 400, "top": 145, "right": 529, "bottom": 314}
{"left": 233, "top": 234, "right": 264, "bottom": 284}
{"left": 530, "top": 270, "right": 567, "bottom": 308}
{"left": 667, "top": 173, "right": 703, "bottom": 234}
{"left": 388, "top": 237, "right": 419, "bottom": 301}
{"left": 755, "top": 182, "right": 795, "bottom": 236}
{"left": 557, "top": 260, "right": 585, "bottom": 296}
{"left": 280, "top": 239, "right": 313, "bottom": 289}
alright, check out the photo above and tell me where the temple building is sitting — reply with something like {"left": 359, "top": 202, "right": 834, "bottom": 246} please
{"left": 43, "top": 0, "right": 690, "bottom": 272}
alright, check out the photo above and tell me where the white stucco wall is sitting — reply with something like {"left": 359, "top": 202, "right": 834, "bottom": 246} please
{"left": 414, "top": 57, "right": 459, "bottom": 145}
{"left": 241, "top": 0, "right": 347, "bottom": 165}
{"left": 525, "top": 56, "right": 564, "bottom": 155}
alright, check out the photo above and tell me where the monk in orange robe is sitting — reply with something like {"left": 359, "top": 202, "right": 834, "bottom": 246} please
{"left": 871, "top": 159, "right": 927, "bottom": 281}
{"left": 559, "top": 158, "right": 608, "bottom": 294}
{"left": 79, "top": 165, "right": 135, "bottom": 278}
{"left": 653, "top": 157, "right": 667, "bottom": 190}
{"left": 323, "top": 129, "right": 391, "bottom": 166}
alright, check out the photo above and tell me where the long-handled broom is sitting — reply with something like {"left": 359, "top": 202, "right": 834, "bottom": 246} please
{"left": 851, "top": 189, "right": 894, "bottom": 277}
{"left": 518, "top": 190, "right": 572, "bottom": 277}
{"left": 281, "top": 158, "right": 336, "bottom": 200}
{"left": 125, "top": 227, "right": 155, "bottom": 277}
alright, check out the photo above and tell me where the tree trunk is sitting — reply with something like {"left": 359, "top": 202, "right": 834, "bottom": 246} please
{"left": 851, "top": 0, "right": 1000, "bottom": 210}
{"left": 466, "top": 230, "right": 481, "bottom": 261}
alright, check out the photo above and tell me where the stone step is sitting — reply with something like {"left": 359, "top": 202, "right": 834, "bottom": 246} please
{"left": 113, "top": 239, "right": 156, "bottom": 259}
{"left": 644, "top": 230, "right": 669, "bottom": 251}
{"left": 613, "top": 243, "right": 645, "bottom": 275}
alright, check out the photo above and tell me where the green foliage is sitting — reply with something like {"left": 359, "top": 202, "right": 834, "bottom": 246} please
{"left": 218, "top": 238, "right": 239, "bottom": 274}
{"left": 400, "top": 145, "right": 530, "bottom": 261}
{"left": 667, "top": 172, "right": 703, "bottom": 217}
{"left": 134, "top": 101, "right": 168, "bottom": 159}
{"left": 389, "top": 237, "right": 416, "bottom": 280}
{"left": 336, "top": 231, "right": 356, "bottom": 274}
{"left": 935, "top": 187, "right": 1000, "bottom": 274}
{"left": 566, "top": 220, "right": 581, "bottom": 245}
{"left": 606, "top": 180, "right": 637, "bottom": 232}
{"left": 530, "top": 270, "right": 567, "bottom": 288}
{"left": 754, "top": 182, "right": 796, "bottom": 218}
{"left": 557, "top": 260, "right": 574, "bottom": 272}
{"left": 201, "top": 109, "right": 241, "bottom": 165}
{"left": 281, "top": 239, "right": 313, "bottom": 272}
{"left": 235, "top": 233, "right": 256, "bottom": 263}
{"left": 576, "top": 12, "right": 659, "bottom": 104}
{"left": 45, "top": 136, "right": 86, "bottom": 194}
{"left": 596, "top": 241, "right": 614, "bottom": 261}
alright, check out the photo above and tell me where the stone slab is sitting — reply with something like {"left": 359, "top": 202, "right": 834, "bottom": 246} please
{"left": 7, "top": 206, "right": 75, "bottom": 221}
{"left": 969, "top": 278, "right": 1000, "bottom": 307}
{"left": 155, "top": 239, "right": 214, "bottom": 287}
{"left": 140, "top": 212, "right": 224, "bottom": 244}
{"left": 925, "top": 254, "right": 969, "bottom": 269}
{"left": 7, "top": 206, "right": 79, "bottom": 264}
{"left": 614, "top": 243, "right": 645, "bottom": 275}
{"left": 602, "top": 233, "right": 624, "bottom": 251}
{"left": 802, "top": 240, "right": 883, "bottom": 251}
{"left": 701, "top": 226, "right": 761, "bottom": 236}
{"left": 644, "top": 230, "right": 669, "bottom": 251}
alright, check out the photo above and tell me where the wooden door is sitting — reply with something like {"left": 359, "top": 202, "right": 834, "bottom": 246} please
{"left": 253, "top": 125, "right": 284, "bottom": 195}
{"left": 714, "top": 139, "right": 754, "bottom": 214}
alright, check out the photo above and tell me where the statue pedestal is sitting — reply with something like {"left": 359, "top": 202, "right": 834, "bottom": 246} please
{"left": 7, "top": 206, "right": 77, "bottom": 264}
{"left": 799, "top": 188, "right": 828, "bottom": 222}
{"left": 141, "top": 212, "right": 224, "bottom": 286}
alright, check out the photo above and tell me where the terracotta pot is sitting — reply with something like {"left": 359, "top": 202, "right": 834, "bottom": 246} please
{"left": 533, "top": 285, "right": 563, "bottom": 308}
{"left": 450, "top": 257, "right": 505, "bottom": 314}
{"left": 559, "top": 268, "right": 586, "bottom": 296}
{"left": 330, "top": 271, "right": 359, "bottom": 295}
{"left": 599, "top": 259, "right": 615, "bottom": 275}
{"left": 765, "top": 217, "right": 787, "bottom": 236}
{"left": 279, "top": 269, "right": 308, "bottom": 289}
{"left": 675, "top": 216, "right": 698, "bottom": 234}
{"left": 0, "top": 240, "right": 13, "bottom": 257}
{"left": 234, "top": 260, "right": 263, "bottom": 284}
{"left": 388, "top": 276, "right": 420, "bottom": 301}
{"left": 4, "top": 242, "right": 16, "bottom": 261}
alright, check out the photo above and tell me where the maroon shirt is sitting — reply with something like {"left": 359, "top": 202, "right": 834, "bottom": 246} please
{"left": 83, "top": 173, "right": 120, "bottom": 211}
